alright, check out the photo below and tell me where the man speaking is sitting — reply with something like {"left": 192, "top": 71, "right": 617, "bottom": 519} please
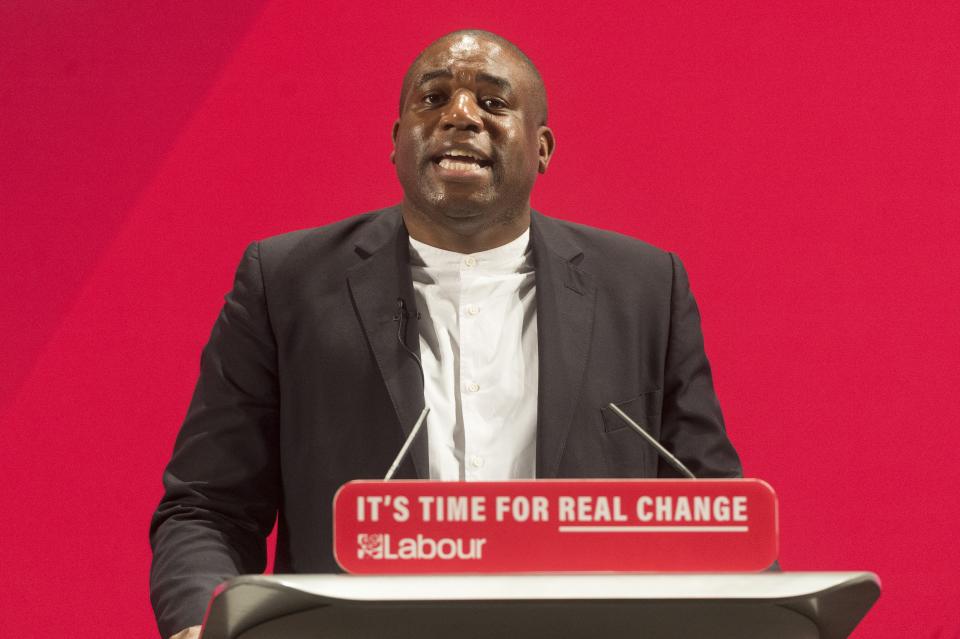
{"left": 150, "top": 30, "right": 741, "bottom": 639}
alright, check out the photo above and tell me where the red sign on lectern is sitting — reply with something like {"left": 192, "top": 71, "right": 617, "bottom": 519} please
{"left": 334, "top": 479, "right": 778, "bottom": 573}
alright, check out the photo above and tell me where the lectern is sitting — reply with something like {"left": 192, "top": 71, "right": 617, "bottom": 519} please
{"left": 196, "top": 479, "right": 879, "bottom": 637}
{"left": 200, "top": 572, "right": 879, "bottom": 639}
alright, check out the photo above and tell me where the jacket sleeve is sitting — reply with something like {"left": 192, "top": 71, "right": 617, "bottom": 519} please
{"left": 150, "top": 241, "right": 281, "bottom": 638}
{"left": 658, "top": 253, "right": 742, "bottom": 478}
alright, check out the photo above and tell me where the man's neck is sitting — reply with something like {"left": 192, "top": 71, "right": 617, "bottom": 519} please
{"left": 401, "top": 202, "right": 531, "bottom": 253}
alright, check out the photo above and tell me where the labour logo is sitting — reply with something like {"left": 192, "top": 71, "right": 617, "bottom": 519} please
{"left": 357, "top": 533, "right": 384, "bottom": 559}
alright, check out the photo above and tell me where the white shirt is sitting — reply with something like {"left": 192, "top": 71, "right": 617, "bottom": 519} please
{"left": 409, "top": 230, "right": 538, "bottom": 480}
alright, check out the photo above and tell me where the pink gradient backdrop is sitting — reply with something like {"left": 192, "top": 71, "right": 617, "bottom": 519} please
{"left": 2, "top": 2, "right": 958, "bottom": 636}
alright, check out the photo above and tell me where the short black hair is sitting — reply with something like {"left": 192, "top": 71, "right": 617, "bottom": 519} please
{"left": 399, "top": 29, "right": 548, "bottom": 125}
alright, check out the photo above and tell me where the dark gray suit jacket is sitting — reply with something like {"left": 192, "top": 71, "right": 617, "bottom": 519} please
{"left": 149, "top": 206, "right": 741, "bottom": 636}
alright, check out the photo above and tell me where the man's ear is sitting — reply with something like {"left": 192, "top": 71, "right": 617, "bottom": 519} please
{"left": 390, "top": 119, "right": 400, "bottom": 164}
{"left": 537, "top": 125, "right": 556, "bottom": 174}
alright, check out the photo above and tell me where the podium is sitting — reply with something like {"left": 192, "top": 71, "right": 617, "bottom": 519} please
{"left": 199, "top": 572, "right": 880, "bottom": 638}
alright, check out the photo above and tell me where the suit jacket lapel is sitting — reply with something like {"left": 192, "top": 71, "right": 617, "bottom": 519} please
{"left": 531, "top": 211, "right": 597, "bottom": 478}
{"left": 346, "top": 208, "right": 428, "bottom": 479}
{"left": 344, "top": 207, "right": 595, "bottom": 480}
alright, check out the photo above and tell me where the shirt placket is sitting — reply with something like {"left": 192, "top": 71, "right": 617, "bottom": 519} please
{"left": 458, "top": 254, "right": 487, "bottom": 480}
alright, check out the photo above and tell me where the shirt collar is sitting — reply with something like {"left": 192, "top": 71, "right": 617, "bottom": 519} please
{"left": 409, "top": 229, "right": 532, "bottom": 274}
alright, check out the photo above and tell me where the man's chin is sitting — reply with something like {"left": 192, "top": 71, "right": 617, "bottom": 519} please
{"left": 439, "top": 204, "right": 489, "bottom": 220}
{"left": 423, "top": 189, "right": 498, "bottom": 219}
{"left": 403, "top": 182, "right": 528, "bottom": 229}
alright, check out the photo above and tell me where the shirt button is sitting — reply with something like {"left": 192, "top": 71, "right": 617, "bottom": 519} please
{"left": 467, "top": 304, "right": 480, "bottom": 316}
{"left": 467, "top": 382, "right": 480, "bottom": 393}
{"left": 464, "top": 256, "right": 477, "bottom": 268}
{"left": 470, "top": 455, "right": 485, "bottom": 468}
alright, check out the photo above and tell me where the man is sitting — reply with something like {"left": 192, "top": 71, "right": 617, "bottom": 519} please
{"left": 150, "top": 30, "right": 741, "bottom": 639}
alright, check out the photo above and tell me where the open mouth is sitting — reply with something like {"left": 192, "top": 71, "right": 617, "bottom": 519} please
{"left": 433, "top": 150, "right": 493, "bottom": 172}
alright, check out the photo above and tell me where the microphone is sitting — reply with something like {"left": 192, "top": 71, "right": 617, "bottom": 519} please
{"left": 384, "top": 298, "right": 429, "bottom": 481}
{"left": 384, "top": 406, "right": 430, "bottom": 480}
{"left": 606, "top": 403, "right": 697, "bottom": 479}
{"left": 392, "top": 297, "right": 424, "bottom": 387}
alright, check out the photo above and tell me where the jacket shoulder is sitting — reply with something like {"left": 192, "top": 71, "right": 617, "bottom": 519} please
{"left": 259, "top": 208, "right": 391, "bottom": 253}
{"left": 537, "top": 214, "right": 674, "bottom": 273}
{"left": 254, "top": 206, "right": 399, "bottom": 278}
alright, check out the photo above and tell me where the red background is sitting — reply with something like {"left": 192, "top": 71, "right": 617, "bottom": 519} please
{"left": 2, "top": 2, "right": 957, "bottom": 636}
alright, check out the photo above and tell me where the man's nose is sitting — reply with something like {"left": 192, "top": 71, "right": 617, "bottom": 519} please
{"left": 439, "top": 91, "right": 483, "bottom": 132}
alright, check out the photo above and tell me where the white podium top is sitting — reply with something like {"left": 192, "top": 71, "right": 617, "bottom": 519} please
{"left": 202, "top": 572, "right": 880, "bottom": 639}
{"left": 257, "top": 571, "right": 877, "bottom": 601}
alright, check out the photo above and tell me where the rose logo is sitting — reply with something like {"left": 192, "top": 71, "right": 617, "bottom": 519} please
{"left": 357, "top": 533, "right": 384, "bottom": 559}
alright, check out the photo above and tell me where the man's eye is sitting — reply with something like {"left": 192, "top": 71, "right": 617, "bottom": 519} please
{"left": 481, "top": 98, "right": 507, "bottom": 110}
{"left": 423, "top": 94, "right": 445, "bottom": 106}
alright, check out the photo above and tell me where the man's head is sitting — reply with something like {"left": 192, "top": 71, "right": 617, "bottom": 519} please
{"left": 391, "top": 30, "right": 555, "bottom": 251}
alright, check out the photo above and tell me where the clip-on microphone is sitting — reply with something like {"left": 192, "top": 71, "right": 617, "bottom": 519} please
{"left": 385, "top": 298, "right": 430, "bottom": 480}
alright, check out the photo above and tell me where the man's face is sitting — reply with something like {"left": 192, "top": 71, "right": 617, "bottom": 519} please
{"left": 392, "top": 34, "right": 554, "bottom": 229}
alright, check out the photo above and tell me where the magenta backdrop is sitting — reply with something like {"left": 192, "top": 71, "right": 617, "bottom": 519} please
{"left": 2, "top": 2, "right": 958, "bottom": 636}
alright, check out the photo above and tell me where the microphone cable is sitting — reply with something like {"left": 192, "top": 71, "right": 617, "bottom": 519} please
{"left": 384, "top": 297, "right": 430, "bottom": 480}
{"left": 394, "top": 297, "right": 425, "bottom": 389}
